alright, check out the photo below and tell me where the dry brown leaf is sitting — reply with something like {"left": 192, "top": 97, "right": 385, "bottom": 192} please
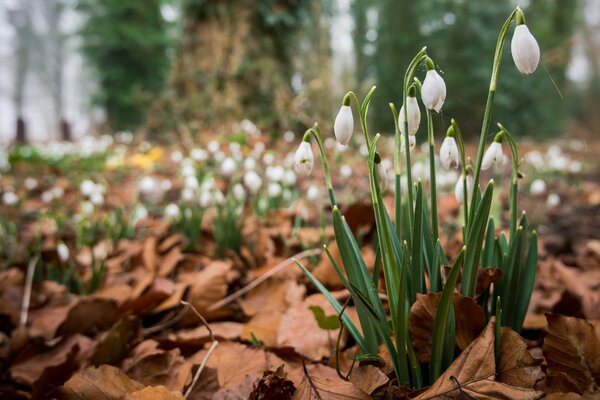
{"left": 497, "top": 327, "right": 543, "bottom": 388}
{"left": 348, "top": 365, "right": 389, "bottom": 395}
{"left": 52, "top": 364, "right": 144, "bottom": 400}
{"left": 292, "top": 364, "right": 372, "bottom": 400}
{"left": 124, "top": 385, "right": 185, "bottom": 400}
{"left": 157, "top": 233, "right": 184, "bottom": 253}
{"left": 89, "top": 316, "right": 142, "bottom": 366}
{"left": 159, "top": 246, "right": 183, "bottom": 277}
{"left": 544, "top": 394, "right": 581, "bottom": 400}
{"left": 117, "top": 277, "right": 174, "bottom": 317}
{"left": 186, "top": 367, "right": 220, "bottom": 400}
{"left": 277, "top": 293, "right": 346, "bottom": 360}
{"left": 242, "top": 310, "right": 283, "bottom": 346}
{"left": 475, "top": 267, "right": 503, "bottom": 298}
{"left": 121, "top": 340, "right": 194, "bottom": 392}
{"left": 409, "top": 292, "right": 486, "bottom": 363}
{"left": 165, "top": 321, "right": 243, "bottom": 349}
{"left": 183, "top": 260, "right": 234, "bottom": 320}
{"left": 544, "top": 313, "right": 600, "bottom": 394}
{"left": 414, "top": 318, "right": 544, "bottom": 400}
{"left": 239, "top": 278, "right": 305, "bottom": 317}
{"left": 143, "top": 236, "right": 158, "bottom": 272}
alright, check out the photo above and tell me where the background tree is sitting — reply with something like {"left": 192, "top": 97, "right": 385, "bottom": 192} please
{"left": 78, "top": 0, "right": 171, "bottom": 132}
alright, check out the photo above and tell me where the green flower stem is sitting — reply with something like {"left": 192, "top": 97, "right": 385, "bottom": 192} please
{"left": 307, "top": 125, "right": 337, "bottom": 207}
{"left": 498, "top": 124, "right": 520, "bottom": 237}
{"left": 451, "top": 119, "right": 469, "bottom": 229}
{"left": 390, "top": 103, "right": 403, "bottom": 240}
{"left": 401, "top": 47, "right": 428, "bottom": 233}
{"left": 347, "top": 91, "right": 370, "bottom": 148}
{"left": 471, "top": 8, "right": 519, "bottom": 214}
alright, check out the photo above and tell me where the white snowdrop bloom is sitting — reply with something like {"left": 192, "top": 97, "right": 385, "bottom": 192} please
{"left": 244, "top": 170, "right": 263, "bottom": 193}
{"left": 170, "top": 150, "right": 183, "bottom": 163}
{"left": 181, "top": 187, "right": 196, "bottom": 202}
{"left": 340, "top": 164, "right": 352, "bottom": 178}
{"left": 294, "top": 142, "right": 314, "bottom": 176}
{"left": 382, "top": 159, "right": 393, "bottom": 170}
{"left": 530, "top": 179, "right": 547, "bottom": 195}
{"left": 51, "top": 186, "right": 64, "bottom": 199}
{"left": 80, "top": 179, "right": 96, "bottom": 196}
{"left": 229, "top": 142, "right": 241, "bottom": 153}
{"left": 57, "top": 243, "right": 70, "bottom": 262}
{"left": 184, "top": 176, "right": 199, "bottom": 190}
{"left": 116, "top": 130, "right": 133, "bottom": 144}
{"left": 93, "top": 183, "right": 106, "bottom": 195}
{"left": 283, "top": 170, "right": 297, "bottom": 186}
{"left": 81, "top": 201, "right": 94, "bottom": 216}
{"left": 359, "top": 144, "right": 369, "bottom": 157}
{"left": 212, "top": 190, "right": 225, "bottom": 205}
{"left": 161, "top": 179, "right": 172, "bottom": 192}
{"left": 220, "top": 157, "right": 237, "bottom": 177}
{"left": 399, "top": 96, "right": 421, "bottom": 136}
{"left": 200, "top": 177, "right": 215, "bottom": 192}
{"left": 334, "top": 105, "right": 354, "bottom": 145}
{"left": 131, "top": 205, "right": 149, "bottom": 225}
{"left": 547, "top": 145, "right": 561, "bottom": 159}
{"left": 138, "top": 176, "right": 157, "bottom": 194}
{"left": 324, "top": 137, "right": 336, "bottom": 150}
{"left": 2, "top": 192, "right": 18, "bottom": 205}
{"left": 511, "top": 23, "right": 540, "bottom": 75}
{"left": 253, "top": 142, "right": 266, "bottom": 156}
{"left": 214, "top": 151, "right": 226, "bottom": 163}
{"left": 421, "top": 68, "right": 447, "bottom": 112}
{"left": 207, "top": 140, "right": 220, "bottom": 154}
{"left": 412, "top": 161, "right": 427, "bottom": 180}
{"left": 283, "top": 131, "right": 295, "bottom": 143}
{"left": 440, "top": 136, "right": 460, "bottom": 170}
{"left": 481, "top": 142, "right": 504, "bottom": 171}
{"left": 191, "top": 148, "right": 208, "bottom": 162}
{"left": 241, "top": 119, "right": 261, "bottom": 136}
{"left": 24, "top": 178, "right": 38, "bottom": 191}
{"left": 283, "top": 189, "right": 292, "bottom": 202}
{"left": 268, "top": 182, "right": 282, "bottom": 198}
{"left": 306, "top": 185, "right": 321, "bottom": 202}
{"left": 262, "top": 153, "right": 275, "bottom": 166}
{"left": 455, "top": 174, "right": 474, "bottom": 204}
{"left": 90, "top": 192, "right": 104, "bottom": 206}
{"left": 400, "top": 134, "right": 416, "bottom": 153}
{"left": 568, "top": 161, "right": 582, "bottom": 173}
{"left": 549, "top": 155, "right": 569, "bottom": 171}
{"left": 164, "top": 203, "right": 180, "bottom": 219}
{"left": 266, "top": 165, "right": 285, "bottom": 182}
{"left": 547, "top": 193, "right": 560, "bottom": 207}
{"left": 336, "top": 142, "right": 348, "bottom": 153}
{"left": 199, "top": 191, "right": 214, "bottom": 208}
{"left": 41, "top": 191, "right": 54, "bottom": 204}
{"left": 232, "top": 183, "right": 246, "bottom": 201}
{"left": 524, "top": 150, "right": 545, "bottom": 170}
{"left": 420, "top": 142, "right": 430, "bottom": 154}
{"left": 378, "top": 163, "right": 389, "bottom": 191}
{"left": 181, "top": 164, "right": 196, "bottom": 178}
{"left": 138, "top": 141, "right": 152, "bottom": 153}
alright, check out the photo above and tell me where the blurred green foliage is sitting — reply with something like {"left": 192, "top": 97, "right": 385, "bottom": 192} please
{"left": 78, "top": 0, "right": 171, "bottom": 131}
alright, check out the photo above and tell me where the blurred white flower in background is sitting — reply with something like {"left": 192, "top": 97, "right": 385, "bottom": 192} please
{"left": 2, "top": 192, "right": 18, "bottom": 206}
{"left": 547, "top": 193, "right": 560, "bottom": 207}
{"left": 530, "top": 179, "right": 547, "bottom": 195}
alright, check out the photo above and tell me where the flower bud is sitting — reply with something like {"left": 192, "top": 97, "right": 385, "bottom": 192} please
{"left": 334, "top": 103, "right": 354, "bottom": 145}
{"left": 440, "top": 136, "right": 459, "bottom": 170}
{"left": 421, "top": 58, "right": 446, "bottom": 112}
{"left": 294, "top": 141, "right": 314, "bottom": 176}
{"left": 57, "top": 243, "right": 70, "bottom": 263}
{"left": 377, "top": 162, "right": 389, "bottom": 192}
{"left": 511, "top": 12, "right": 540, "bottom": 75}
{"left": 399, "top": 87, "right": 421, "bottom": 136}
{"left": 243, "top": 170, "right": 263, "bottom": 194}
{"left": 481, "top": 141, "right": 504, "bottom": 171}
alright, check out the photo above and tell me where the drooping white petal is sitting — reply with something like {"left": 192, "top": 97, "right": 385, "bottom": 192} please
{"left": 400, "top": 134, "right": 416, "bottom": 153}
{"left": 399, "top": 97, "right": 421, "bottom": 136}
{"left": 294, "top": 141, "right": 314, "bottom": 175}
{"left": 481, "top": 142, "right": 504, "bottom": 171}
{"left": 455, "top": 174, "right": 474, "bottom": 204}
{"left": 334, "top": 105, "right": 354, "bottom": 145}
{"left": 422, "top": 70, "right": 447, "bottom": 112}
{"left": 439, "top": 136, "right": 459, "bottom": 170}
{"left": 511, "top": 24, "right": 540, "bottom": 75}
{"left": 377, "top": 162, "right": 389, "bottom": 192}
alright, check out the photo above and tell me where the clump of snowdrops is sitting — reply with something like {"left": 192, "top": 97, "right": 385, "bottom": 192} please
{"left": 294, "top": 7, "right": 540, "bottom": 387}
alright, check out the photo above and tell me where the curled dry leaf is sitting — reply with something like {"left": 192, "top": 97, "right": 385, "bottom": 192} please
{"left": 409, "top": 292, "right": 486, "bottom": 363}
{"left": 239, "top": 278, "right": 305, "bottom": 317}
{"left": 124, "top": 385, "right": 185, "bottom": 400}
{"left": 52, "top": 364, "right": 144, "bottom": 400}
{"left": 497, "top": 327, "right": 544, "bottom": 388}
{"left": 544, "top": 313, "right": 600, "bottom": 394}
{"left": 182, "top": 260, "right": 234, "bottom": 321}
{"left": 292, "top": 364, "right": 372, "bottom": 400}
{"left": 414, "top": 318, "right": 544, "bottom": 400}
{"left": 475, "top": 267, "right": 503, "bottom": 298}
{"left": 348, "top": 365, "right": 389, "bottom": 395}
{"left": 89, "top": 316, "right": 142, "bottom": 366}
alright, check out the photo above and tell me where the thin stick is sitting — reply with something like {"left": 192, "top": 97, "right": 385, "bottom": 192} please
{"left": 207, "top": 248, "right": 321, "bottom": 312}
{"left": 181, "top": 300, "right": 219, "bottom": 399}
{"left": 301, "top": 356, "right": 323, "bottom": 400}
{"left": 20, "top": 257, "right": 38, "bottom": 327}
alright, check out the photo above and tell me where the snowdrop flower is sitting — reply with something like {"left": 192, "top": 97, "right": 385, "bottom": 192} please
{"left": 191, "top": 148, "right": 208, "bottom": 162}
{"left": 440, "top": 135, "right": 459, "bottom": 170}
{"left": 138, "top": 176, "right": 157, "bottom": 194}
{"left": 262, "top": 153, "right": 275, "bottom": 165}
{"left": 294, "top": 141, "right": 314, "bottom": 176}
{"left": 530, "top": 179, "right": 546, "bottom": 195}
{"left": 41, "top": 191, "right": 54, "bottom": 203}
{"left": 267, "top": 182, "right": 282, "bottom": 198}
{"left": 244, "top": 170, "right": 263, "bottom": 193}
{"left": 181, "top": 164, "right": 196, "bottom": 178}
{"left": 244, "top": 157, "right": 257, "bottom": 171}
{"left": 481, "top": 139, "right": 504, "bottom": 171}
{"left": 568, "top": 161, "right": 582, "bottom": 173}
{"left": 51, "top": 186, "right": 64, "bottom": 199}
{"left": 214, "top": 151, "right": 226, "bottom": 163}
{"left": 207, "top": 140, "right": 220, "bottom": 154}
{"left": 511, "top": 10, "right": 540, "bottom": 75}
{"left": 399, "top": 85, "right": 421, "bottom": 136}
{"left": 400, "top": 134, "right": 416, "bottom": 153}
{"left": 306, "top": 184, "right": 321, "bottom": 202}
{"left": 266, "top": 166, "right": 285, "bottom": 182}
{"left": 212, "top": 190, "right": 225, "bottom": 205}
{"left": 283, "top": 170, "right": 297, "bottom": 186}
{"left": 181, "top": 187, "right": 195, "bottom": 202}
{"left": 131, "top": 205, "right": 148, "bottom": 225}
{"left": 161, "top": 179, "right": 172, "bottom": 192}
{"left": 421, "top": 58, "right": 447, "bottom": 112}
{"left": 340, "top": 164, "right": 352, "bottom": 178}
{"left": 80, "top": 179, "right": 96, "bottom": 197}
{"left": 185, "top": 176, "right": 199, "bottom": 190}
{"left": 547, "top": 193, "right": 560, "bottom": 207}
{"left": 57, "top": 243, "right": 70, "bottom": 263}
{"left": 334, "top": 96, "right": 354, "bottom": 145}
{"left": 232, "top": 183, "right": 246, "bottom": 201}
{"left": 170, "top": 150, "right": 183, "bottom": 163}
{"left": 200, "top": 177, "right": 215, "bottom": 192}
{"left": 253, "top": 142, "right": 266, "bottom": 156}
{"left": 283, "top": 131, "right": 295, "bottom": 143}
{"left": 377, "top": 161, "right": 389, "bottom": 192}
{"left": 199, "top": 191, "right": 213, "bottom": 207}
{"left": 2, "top": 192, "right": 18, "bottom": 205}
{"left": 455, "top": 174, "right": 474, "bottom": 204}
{"left": 81, "top": 201, "right": 94, "bottom": 216}
{"left": 220, "top": 157, "right": 237, "bottom": 177}
{"left": 24, "top": 178, "right": 38, "bottom": 191}
{"left": 164, "top": 203, "right": 180, "bottom": 219}
{"left": 90, "top": 192, "right": 104, "bottom": 206}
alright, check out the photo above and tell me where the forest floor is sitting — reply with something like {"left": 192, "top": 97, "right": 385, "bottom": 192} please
{"left": 0, "top": 130, "right": 599, "bottom": 399}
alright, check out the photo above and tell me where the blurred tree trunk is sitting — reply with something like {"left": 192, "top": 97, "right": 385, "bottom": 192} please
{"left": 155, "top": 0, "right": 307, "bottom": 136}
{"left": 351, "top": 0, "right": 368, "bottom": 88}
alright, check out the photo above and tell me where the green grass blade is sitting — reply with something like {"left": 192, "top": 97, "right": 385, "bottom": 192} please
{"left": 482, "top": 217, "right": 496, "bottom": 268}
{"left": 512, "top": 230, "right": 537, "bottom": 332}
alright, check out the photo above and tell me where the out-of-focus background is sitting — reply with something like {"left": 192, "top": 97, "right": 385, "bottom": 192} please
{"left": 0, "top": 0, "right": 598, "bottom": 145}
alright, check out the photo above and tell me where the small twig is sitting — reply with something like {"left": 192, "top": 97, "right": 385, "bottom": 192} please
{"left": 142, "top": 304, "right": 189, "bottom": 336}
{"left": 207, "top": 248, "right": 321, "bottom": 312}
{"left": 181, "top": 300, "right": 219, "bottom": 399}
{"left": 334, "top": 297, "right": 351, "bottom": 381}
{"left": 20, "top": 257, "right": 38, "bottom": 327}
{"left": 301, "top": 356, "right": 323, "bottom": 400}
